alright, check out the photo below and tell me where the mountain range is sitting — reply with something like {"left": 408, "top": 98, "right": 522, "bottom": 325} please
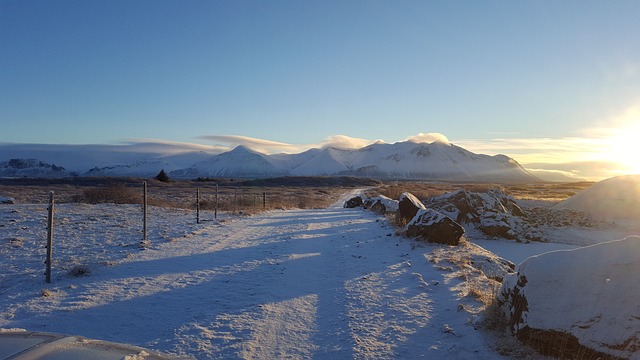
{"left": 0, "top": 140, "right": 540, "bottom": 183}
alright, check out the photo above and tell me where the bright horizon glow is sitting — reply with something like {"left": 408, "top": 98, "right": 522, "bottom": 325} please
{"left": 594, "top": 108, "right": 640, "bottom": 175}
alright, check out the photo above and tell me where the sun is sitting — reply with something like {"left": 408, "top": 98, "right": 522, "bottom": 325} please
{"left": 605, "top": 120, "right": 640, "bottom": 175}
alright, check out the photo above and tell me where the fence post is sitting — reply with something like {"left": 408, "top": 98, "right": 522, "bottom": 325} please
{"left": 215, "top": 184, "right": 218, "bottom": 219}
{"left": 45, "top": 191, "right": 54, "bottom": 283}
{"left": 196, "top": 188, "right": 200, "bottom": 224}
{"left": 143, "top": 181, "right": 147, "bottom": 242}
{"left": 263, "top": 192, "right": 266, "bottom": 209}
{"left": 234, "top": 187, "right": 238, "bottom": 214}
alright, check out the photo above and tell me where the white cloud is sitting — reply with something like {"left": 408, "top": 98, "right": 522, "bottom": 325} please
{"left": 121, "top": 139, "right": 225, "bottom": 154}
{"left": 524, "top": 168, "right": 584, "bottom": 182}
{"left": 198, "top": 134, "right": 383, "bottom": 154}
{"left": 197, "top": 135, "right": 303, "bottom": 153}
{"left": 454, "top": 137, "right": 607, "bottom": 164}
{"left": 523, "top": 160, "right": 629, "bottom": 181}
{"left": 318, "top": 135, "right": 383, "bottom": 149}
{"left": 406, "top": 132, "right": 450, "bottom": 144}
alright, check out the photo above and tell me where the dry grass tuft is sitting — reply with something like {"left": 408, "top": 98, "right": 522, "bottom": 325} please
{"left": 67, "top": 264, "right": 91, "bottom": 277}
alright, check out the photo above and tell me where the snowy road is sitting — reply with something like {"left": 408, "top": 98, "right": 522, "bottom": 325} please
{"left": 1, "top": 202, "right": 508, "bottom": 359}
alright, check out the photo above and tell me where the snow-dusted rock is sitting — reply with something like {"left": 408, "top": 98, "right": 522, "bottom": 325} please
{"left": 0, "top": 196, "right": 15, "bottom": 204}
{"left": 364, "top": 195, "right": 399, "bottom": 214}
{"left": 499, "top": 236, "right": 640, "bottom": 359}
{"left": 344, "top": 195, "right": 364, "bottom": 208}
{"left": 479, "top": 212, "right": 518, "bottom": 240}
{"left": 405, "top": 209, "right": 465, "bottom": 245}
{"left": 397, "top": 192, "right": 426, "bottom": 225}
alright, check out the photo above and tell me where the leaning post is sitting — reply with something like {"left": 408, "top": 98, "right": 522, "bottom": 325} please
{"left": 45, "top": 191, "right": 54, "bottom": 283}
{"left": 143, "top": 181, "right": 147, "bottom": 242}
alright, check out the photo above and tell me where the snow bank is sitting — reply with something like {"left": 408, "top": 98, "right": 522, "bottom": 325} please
{"left": 553, "top": 174, "right": 640, "bottom": 221}
{"left": 499, "top": 236, "right": 640, "bottom": 359}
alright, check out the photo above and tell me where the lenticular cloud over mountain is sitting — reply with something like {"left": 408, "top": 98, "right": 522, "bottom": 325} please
{"left": 406, "top": 132, "right": 450, "bottom": 144}
{"left": 198, "top": 134, "right": 385, "bottom": 154}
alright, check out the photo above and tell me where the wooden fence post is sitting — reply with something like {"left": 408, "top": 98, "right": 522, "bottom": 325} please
{"left": 143, "top": 181, "right": 147, "bottom": 242}
{"left": 45, "top": 191, "right": 54, "bottom": 283}
{"left": 215, "top": 184, "right": 218, "bottom": 219}
{"left": 196, "top": 188, "right": 200, "bottom": 224}
{"left": 263, "top": 192, "right": 266, "bottom": 209}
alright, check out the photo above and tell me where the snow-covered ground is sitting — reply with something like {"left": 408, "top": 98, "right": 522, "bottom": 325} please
{"left": 1, "top": 189, "right": 638, "bottom": 359}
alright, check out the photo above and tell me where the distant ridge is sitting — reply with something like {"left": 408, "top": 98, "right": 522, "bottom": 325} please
{"left": 0, "top": 158, "right": 73, "bottom": 178}
{"left": 0, "top": 140, "right": 539, "bottom": 183}
{"left": 168, "top": 140, "right": 539, "bottom": 183}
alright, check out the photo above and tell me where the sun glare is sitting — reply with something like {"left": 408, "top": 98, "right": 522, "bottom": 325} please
{"left": 605, "top": 121, "right": 640, "bottom": 175}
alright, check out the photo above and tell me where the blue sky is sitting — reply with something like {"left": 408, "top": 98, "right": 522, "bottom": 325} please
{"left": 1, "top": 1, "right": 639, "bottom": 180}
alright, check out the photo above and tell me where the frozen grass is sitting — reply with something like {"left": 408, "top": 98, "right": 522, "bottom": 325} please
{"left": 0, "top": 177, "right": 355, "bottom": 213}
{"left": 371, "top": 181, "right": 595, "bottom": 203}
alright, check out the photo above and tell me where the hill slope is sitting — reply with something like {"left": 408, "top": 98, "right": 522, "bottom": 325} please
{"left": 553, "top": 174, "right": 640, "bottom": 220}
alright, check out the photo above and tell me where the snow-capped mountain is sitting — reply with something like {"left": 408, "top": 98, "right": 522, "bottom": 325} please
{"left": 0, "top": 140, "right": 539, "bottom": 183}
{"left": 170, "top": 145, "right": 288, "bottom": 179}
{"left": 86, "top": 152, "right": 212, "bottom": 177}
{"left": 0, "top": 158, "right": 74, "bottom": 178}
{"left": 169, "top": 140, "right": 538, "bottom": 182}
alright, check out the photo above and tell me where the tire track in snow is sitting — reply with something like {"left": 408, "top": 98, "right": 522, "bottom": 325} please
{"left": 166, "top": 207, "right": 443, "bottom": 359}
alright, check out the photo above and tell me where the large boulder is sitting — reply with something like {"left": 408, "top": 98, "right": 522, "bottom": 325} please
{"left": 405, "top": 209, "right": 465, "bottom": 245}
{"left": 343, "top": 195, "right": 364, "bottom": 208}
{"left": 397, "top": 192, "right": 426, "bottom": 225}
{"left": 499, "top": 236, "right": 640, "bottom": 359}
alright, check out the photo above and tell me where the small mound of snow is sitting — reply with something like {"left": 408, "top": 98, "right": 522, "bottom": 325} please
{"left": 553, "top": 174, "right": 640, "bottom": 221}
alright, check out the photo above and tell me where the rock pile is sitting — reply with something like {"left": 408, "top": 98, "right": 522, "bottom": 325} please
{"left": 425, "top": 189, "right": 543, "bottom": 242}
{"left": 344, "top": 187, "right": 543, "bottom": 244}
{"left": 345, "top": 192, "right": 464, "bottom": 246}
